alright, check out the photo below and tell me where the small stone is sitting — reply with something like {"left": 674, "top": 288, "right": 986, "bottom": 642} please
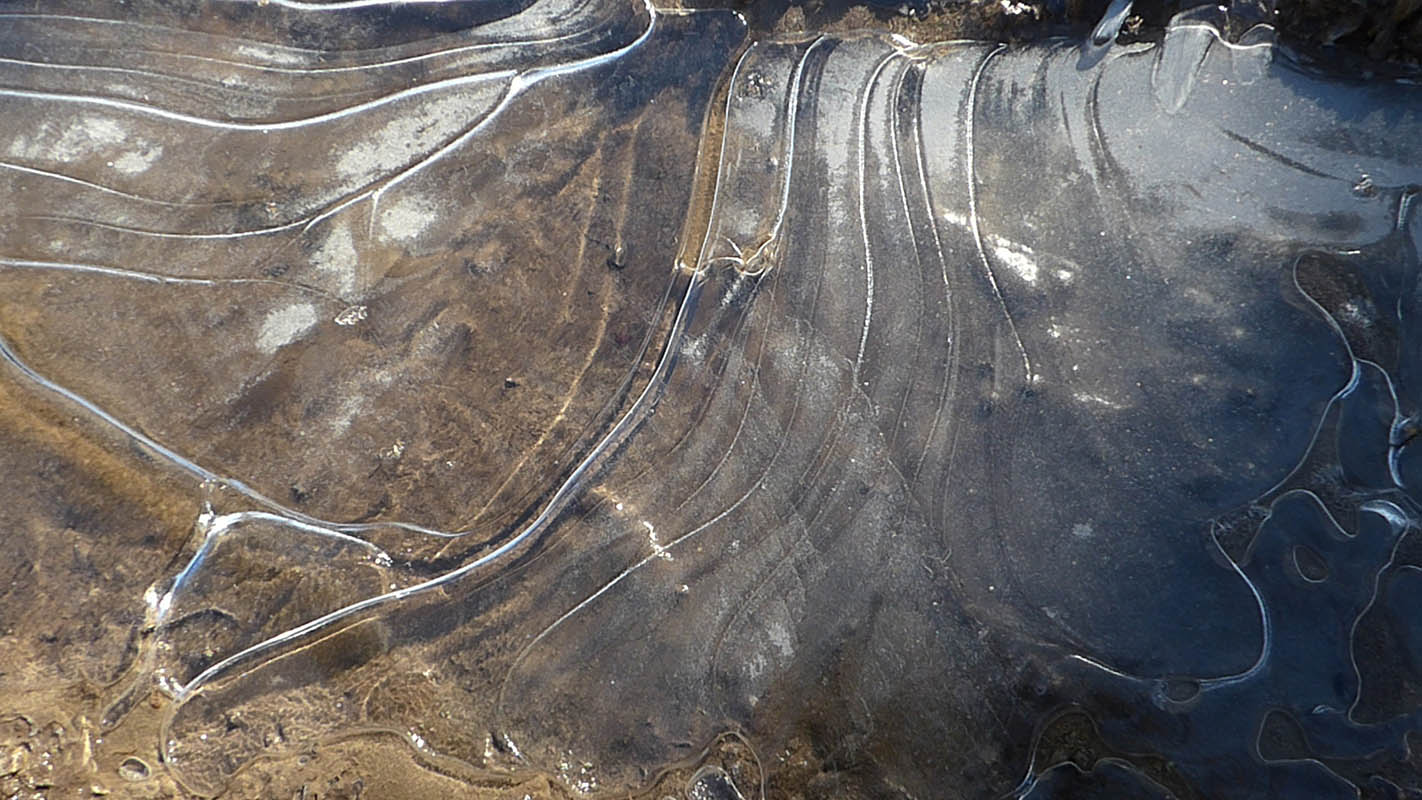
{"left": 334, "top": 305, "right": 368, "bottom": 326}
{"left": 117, "top": 757, "right": 149, "bottom": 782}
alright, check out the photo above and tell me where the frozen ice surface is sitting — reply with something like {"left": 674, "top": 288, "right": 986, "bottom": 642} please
{"left": 1, "top": 0, "right": 1421, "bottom": 797}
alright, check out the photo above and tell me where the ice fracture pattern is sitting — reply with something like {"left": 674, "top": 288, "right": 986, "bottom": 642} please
{"left": 1, "top": 0, "right": 1422, "bottom": 797}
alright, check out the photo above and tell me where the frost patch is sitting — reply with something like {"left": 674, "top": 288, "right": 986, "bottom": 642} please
{"left": 1072, "top": 391, "right": 1125, "bottom": 410}
{"left": 328, "top": 394, "right": 365, "bottom": 433}
{"left": 768, "top": 620, "right": 794, "bottom": 659}
{"left": 257, "top": 303, "right": 319, "bottom": 353}
{"left": 234, "top": 43, "right": 309, "bottom": 67}
{"left": 377, "top": 194, "right": 437, "bottom": 243}
{"left": 940, "top": 209, "right": 970, "bottom": 230}
{"left": 335, "top": 92, "right": 483, "bottom": 184}
{"left": 313, "top": 226, "right": 359, "bottom": 296}
{"left": 989, "top": 234, "right": 1039, "bottom": 284}
{"left": 57, "top": 117, "right": 126, "bottom": 158}
{"left": 111, "top": 146, "right": 163, "bottom": 175}
{"left": 325, "top": 370, "right": 393, "bottom": 433}
{"left": 11, "top": 116, "right": 135, "bottom": 163}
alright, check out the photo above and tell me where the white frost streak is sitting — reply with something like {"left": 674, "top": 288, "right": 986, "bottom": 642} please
{"left": 336, "top": 93, "right": 477, "bottom": 183}
{"left": 940, "top": 209, "right": 971, "bottom": 230}
{"left": 313, "top": 225, "right": 360, "bottom": 296}
{"left": 644, "top": 520, "right": 672, "bottom": 561}
{"left": 1072, "top": 391, "right": 1125, "bottom": 409}
{"left": 768, "top": 619, "right": 794, "bottom": 658}
{"left": 233, "top": 43, "right": 311, "bottom": 67}
{"left": 9, "top": 116, "right": 160, "bottom": 173}
{"left": 377, "top": 194, "right": 437, "bottom": 243}
{"left": 110, "top": 148, "right": 162, "bottom": 174}
{"left": 258, "top": 303, "right": 320, "bottom": 353}
{"left": 988, "top": 234, "right": 1039, "bottom": 284}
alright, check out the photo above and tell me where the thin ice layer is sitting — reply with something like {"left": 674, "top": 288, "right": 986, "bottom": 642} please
{"left": 169, "top": 19, "right": 1422, "bottom": 796}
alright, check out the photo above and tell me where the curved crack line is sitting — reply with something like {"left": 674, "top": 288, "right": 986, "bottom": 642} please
{"left": 0, "top": 328, "right": 458, "bottom": 539}
{"left": 851, "top": 49, "right": 902, "bottom": 386}
{"left": 498, "top": 75, "right": 841, "bottom": 689}
{"left": 1, "top": 85, "right": 519, "bottom": 241}
{"left": 15, "top": 215, "right": 312, "bottom": 241}
{"left": 172, "top": 211, "right": 701, "bottom": 700}
{"left": 17, "top": 83, "right": 510, "bottom": 244}
{"left": 1065, "top": 270, "right": 1381, "bottom": 688}
{"left": 650, "top": 42, "right": 828, "bottom": 515}
{"left": 0, "top": 70, "right": 514, "bottom": 130}
{"left": 0, "top": 12, "right": 654, "bottom": 545}
{"left": 1341, "top": 500, "right": 1411, "bottom": 725}
{"left": 0, "top": 55, "right": 408, "bottom": 107}
{"left": 0, "top": 0, "right": 676, "bottom": 718}
{"left": 964, "top": 42, "right": 1034, "bottom": 384}
{"left": 0, "top": 0, "right": 628, "bottom": 36}
{"left": 882, "top": 56, "right": 929, "bottom": 459}
{"left": 706, "top": 522, "right": 814, "bottom": 684}
{"left": 671, "top": 258, "right": 789, "bottom": 515}
{"left": 793, "top": 44, "right": 897, "bottom": 501}
{"left": 156, "top": 510, "right": 392, "bottom": 627}
{"left": 364, "top": 6, "right": 660, "bottom": 227}
{"left": 0, "top": 162, "right": 246, "bottom": 208}
{"left": 453, "top": 136, "right": 619, "bottom": 539}
{"left": 497, "top": 303, "right": 810, "bottom": 712}
{"left": 694, "top": 37, "right": 823, "bottom": 277}
{"left": 0, "top": 17, "right": 622, "bottom": 77}
{"left": 12, "top": 35, "right": 644, "bottom": 246}
{"left": 902, "top": 62, "right": 957, "bottom": 498}
{"left": 150, "top": 2, "right": 675, "bottom": 698}
{"left": 0, "top": 257, "right": 335, "bottom": 298}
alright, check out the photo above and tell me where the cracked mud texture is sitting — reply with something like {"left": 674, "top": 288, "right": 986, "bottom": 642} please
{"left": 2, "top": 0, "right": 1422, "bottom": 799}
